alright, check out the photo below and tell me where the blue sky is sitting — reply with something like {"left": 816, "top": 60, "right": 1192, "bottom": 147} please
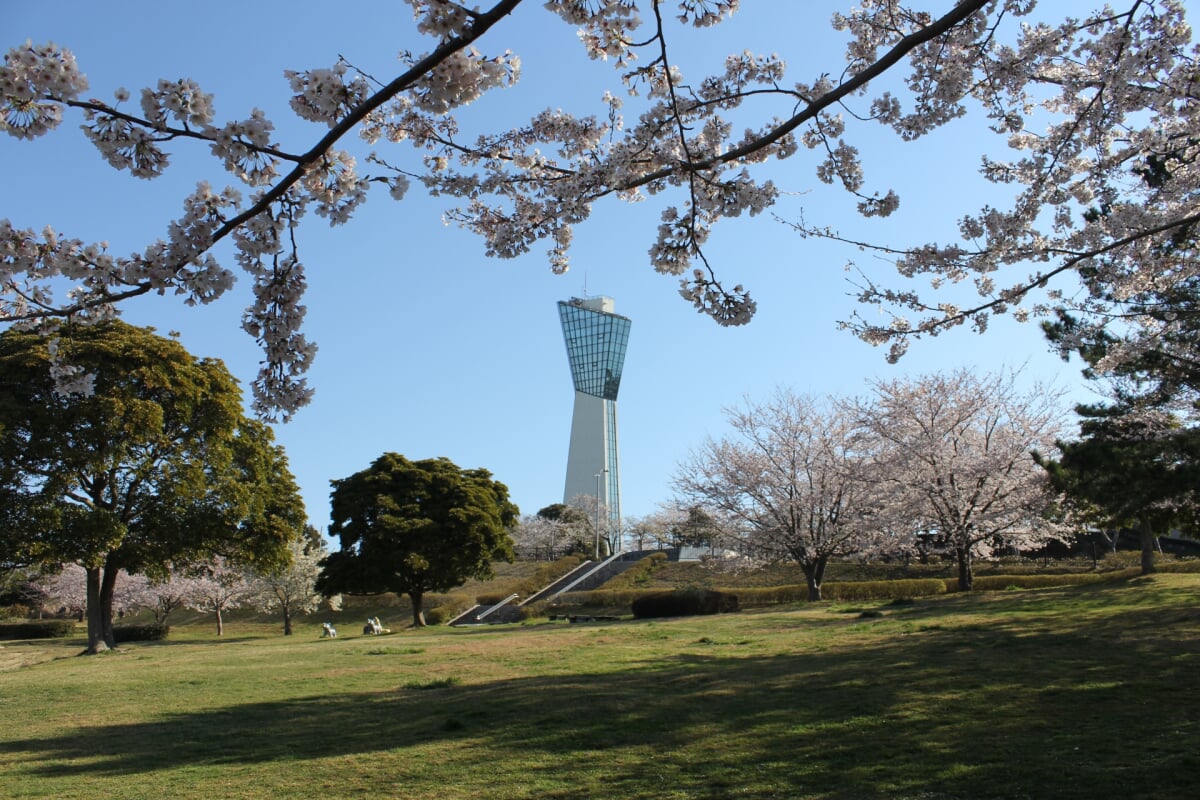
{"left": 2, "top": 2, "right": 1114, "bottom": 531}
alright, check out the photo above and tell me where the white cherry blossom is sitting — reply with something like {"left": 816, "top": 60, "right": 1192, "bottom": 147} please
{"left": 1, "top": 1, "right": 1196, "bottom": 418}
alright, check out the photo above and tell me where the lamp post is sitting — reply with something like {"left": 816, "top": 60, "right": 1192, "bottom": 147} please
{"left": 593, "top": 471, "right": 602, "bottom": 559}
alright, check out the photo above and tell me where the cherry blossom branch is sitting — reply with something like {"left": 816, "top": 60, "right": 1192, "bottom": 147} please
{"left": 211, "top": 0, "right": 524, "bottom": 246}
{"left": 841, "top": 209, "right": 1200, "bottom": 358}
{"left": 619, "top": 0, "right": 991, "bottom": 195}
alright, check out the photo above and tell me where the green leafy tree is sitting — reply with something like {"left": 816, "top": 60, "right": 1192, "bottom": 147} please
{"left": 318, "top": 453, "right": 518, "bottom": 627}
{"left": 1036, "top": 403, "right": 1200, "bottom": 574}
{"left": 0, "top": 321, "right": 303, "bottom": 653}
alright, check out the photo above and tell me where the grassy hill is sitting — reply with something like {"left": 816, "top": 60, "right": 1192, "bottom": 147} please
{"left": 1, "top": 571, "right": 1197, "bottom": 799}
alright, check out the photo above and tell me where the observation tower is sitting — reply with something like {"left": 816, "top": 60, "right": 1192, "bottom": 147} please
{"left": 558, "top": 296, "right": 631, "bottom": 555}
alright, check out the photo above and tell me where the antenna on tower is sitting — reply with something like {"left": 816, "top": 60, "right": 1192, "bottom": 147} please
{"left": 582, "top": 272, "right": 589, "bottom": 298}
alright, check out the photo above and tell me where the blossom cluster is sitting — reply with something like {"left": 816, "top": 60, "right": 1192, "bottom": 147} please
{"left": 545, "top": 0, "right": 643, "bottom": 63}
{"left": 0, "top": 40, "right": 87, "bottom": 139}
{"left": 285, "top": 63, "right": 372, "bottom": 127}
{"left": 410, "top": 47, "right": 521, "bottom": 114}
{"left": 404, "top": 0, "right": 475, "bottom": 41}
{"left": 210, "top": 109, "right": 279, "bottom": 186}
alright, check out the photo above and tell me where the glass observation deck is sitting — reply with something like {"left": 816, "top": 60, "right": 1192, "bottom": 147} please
{"left": 558, "top": 299, "right": 632, "bottom": 401}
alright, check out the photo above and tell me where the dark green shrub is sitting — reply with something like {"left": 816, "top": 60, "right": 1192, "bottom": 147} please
{"left": 0, "top": 620, "right": 76, "bottom": 639}
{"left": 631, "top": 588, "right": 739, "bottom": 619}
{"left": 112, "top": 624, "right": 169, "bottom": 642}
{"left": 517, "top": 601, "right": 549, "bottom": 621}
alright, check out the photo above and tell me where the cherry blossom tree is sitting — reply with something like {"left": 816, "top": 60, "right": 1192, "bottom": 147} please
{"left": 36, "top": 563, "right": 146, "bottom": 621}
{"left": 624, "top": 509, "right": 679, "bottom": 552}
{"left": 567, "top": 492, "right": 619, "bottom": 558}
{"left": 33, "top": 563, "right": 88, "bottom": 621}
{"left": 533, "top": 503, "right": 594, "bottom": 557}
{"left": 512, "top": 514, "right": 571, "bottom": 561}
{"left": 674, "top": 388, "right": 887, "bottom": 601}
{"left": 250, "top": 537, "right": 341, "bottom": 635}
{"left": 796, "top": 2, "right": 1200, "bottom": 374}
{"left": 857, "top": 369, "right": 1068, "bottom": 590}
{"left": 131, "top": 569, "right": 203, "bottom": 626}
{"left": 4, "top": 2, "right": 1194, "bottom": 419}
{"left": 184, "top": 556, "right": 255, "bottom": 637}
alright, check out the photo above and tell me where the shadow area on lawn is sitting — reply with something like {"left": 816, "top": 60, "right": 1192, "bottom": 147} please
{"left": 4, "top": 599, "right": 1199, "bottom": 800}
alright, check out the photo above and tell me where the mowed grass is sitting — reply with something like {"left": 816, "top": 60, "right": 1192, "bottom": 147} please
{"left": 1, "top": 574, "right": 1198, "bottom": 800}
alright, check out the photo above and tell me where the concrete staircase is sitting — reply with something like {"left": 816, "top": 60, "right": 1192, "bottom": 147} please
{"left": 447, "top": 550, "right": 662, "bottom": 626}
{"left": 446, "top": 592, "right": 521, "bottom": 626}
{"left": 550, "top": 550, "right": 652, "bottom": 593}
{"left": 518, "top": 559, "right": 595, "bottom": 606}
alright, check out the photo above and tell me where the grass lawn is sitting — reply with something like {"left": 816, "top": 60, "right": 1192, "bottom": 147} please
{"left": 1, "top": 573, "right": 1197, "bottom": 799}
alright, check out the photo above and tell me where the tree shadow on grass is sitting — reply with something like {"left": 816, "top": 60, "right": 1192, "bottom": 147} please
{"left": 4, "top": 599, "right": 1199, "bottom": 800}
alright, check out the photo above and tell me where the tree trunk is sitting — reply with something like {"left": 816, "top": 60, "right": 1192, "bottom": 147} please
{"left": 957, "top": 545, "right": 974, "bottom": 591}
{"left": 1106, "top": 530, "right": 1119, "bottom": 554}
{"left": 802, "top": 556, "right": 827, "bottom": 602}
{"left": 1138, "top": 519, "right": 1157, "bottom": 575}
{"left": 283, "top": 605, "right": 293, "bottom": 636}
{"left": 98, "top": 560, "right": 118, "bottom": 649}
{"left": 84, "top": 566, "right": 109, "bottom": 654}
{"left": 409, "top": 591, "right": 426, "bottom": 627}
{"left": 215, "top": 608, "right": 224, "bottom": 636}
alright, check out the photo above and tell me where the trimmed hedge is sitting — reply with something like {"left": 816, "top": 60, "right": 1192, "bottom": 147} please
{"left": 0, "top": 620, "right": 76, "bottom": 640}
{"left": 1152, "top": 559, "right": 1200, "bottom": 574}
{"left": 631, "top": 588, "right": 739, "bottom": 619}
{"left": 948, "top": 570, "right": 1138, "bottom": 593}
{"left": 550, "top": 587, "right": 662, "bottom": 612}
{"left": 730, "top": 578, "right": 948, "bottom": 607}
{"left": 823, "top": 578, "right": 949, "bottom": 602}
{"left": 425, "top": 592, "right": 474, "bottom": 626}
{"left": 113, "top": 624, "right": 169, "bottom": 642}
{"left": 727, "top": 584, "right": 811, "bottom": 607}
{"left": 474, "top": 592, "right": 519, "bottom": 606}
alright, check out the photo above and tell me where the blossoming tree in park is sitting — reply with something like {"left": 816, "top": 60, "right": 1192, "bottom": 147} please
{"left": 1, "top": 1, "right": 1197, "bottom": 419}
{"left": 856, "top": 369, "right": 1069, "bottom": 590}
{"left": 250, "top": 536, "right": 342, "bottom": 636}
{"left": 34, "top": 564, "right": 145, "bottom": 621}
{"left": 184, "top": 556, "right": 256, "bottom": 637}
{"left": 674, "top": 388, "right": 891, "bottom": 601}
{"left": 132, "top": 569, "right": 201, "bottom": 626}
